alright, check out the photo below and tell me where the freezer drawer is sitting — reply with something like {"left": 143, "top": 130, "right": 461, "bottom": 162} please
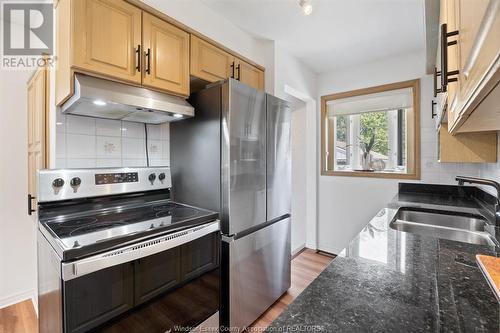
{"left": 221, "top": 217, "right": 291, "bottom": 330}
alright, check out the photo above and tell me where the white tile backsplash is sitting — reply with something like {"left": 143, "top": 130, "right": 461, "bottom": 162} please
{"left": 66, "top": 115, "right": 96, "bottom": 135}
{"left": 96, "top": 159, "right": 122, "bottom": 168}
{"left": 66, "top": 158, "right": 96, "bottom": 168}
{"left": 122, "top": 137, "right": 146, "bottom": 159}
{"left": 66, "top": 134, "right": 96, "bottom": 159}
{"left": 97, "top": 136, "right": 121, "bottom": 158}
{"left": 96, "top": 118, "right": 122, "bottom": 137}
{"left": 55, "top": 133, "right": 65, "bottom": 158}
{"left": 122, "top": 159, "right": 148, "bottom": 167}
{"left": 122, "top": 121, "right": 146, "bottom": 139}
{"left": 147, "top": 123, "right": 169, "bottom": 140}
{"left": 55, "top": 114, "right": 170, "bottom": 168}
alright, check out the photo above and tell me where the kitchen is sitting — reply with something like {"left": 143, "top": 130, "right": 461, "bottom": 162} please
{"left": 0, "top": 0, "right": 499, "bottom": 332}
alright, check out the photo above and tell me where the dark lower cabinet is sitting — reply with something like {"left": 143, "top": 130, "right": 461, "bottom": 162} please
{"left": 64, "top": 262, "right": 134, "bottom": 333}
{"left": 63, "top": 231, "right": 220, "bottom": 333}
{"left": 181, "top": 232, "right": 219, "bottom": 281}
{"left": 134, "top": 247, "right": 181, "bottom": 305}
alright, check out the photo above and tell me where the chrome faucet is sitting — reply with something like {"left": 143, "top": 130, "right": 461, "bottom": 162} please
{"left": 456, "top": 176, "right": 500, "bottom": 226}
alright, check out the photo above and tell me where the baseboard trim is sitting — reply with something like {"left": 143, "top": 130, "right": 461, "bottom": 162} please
{"left": 316, "top": 249, "right": 337, "bottom": 258}
{"left": 0, "top": 290, "right": 36, "bottom": 310}
{"left": 291, "top": 244, "right": 307, "bottom": 259}
{"left": 31, "top": 294, "right": 38, "bottom": 316}
{"left": 317, "top": 244, "right": 344, "bottom": 256}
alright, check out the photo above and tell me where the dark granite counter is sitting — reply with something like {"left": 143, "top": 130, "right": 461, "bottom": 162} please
{"left": 267, "top": 184, "right": 500, "bottom": 332}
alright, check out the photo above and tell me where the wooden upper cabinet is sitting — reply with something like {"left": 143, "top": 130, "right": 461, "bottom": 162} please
{"left": 142, "top": 13, "right": 190, "bottom": 96}
{"left": 27, "top": 68, "right": 49, "bottom": 214}
{"left": 190, "top": 35, "right": 233, "bottom": 82}
{"left": 236, "top": 59, "right": 264, "bottom": 91}
{"left": 439, "top": 124, "right": 497, "bottom": 162}
{"left": 73, "top": 0, "right": 142, "bottom": 84}
{"left": 441, "top": 0, "right": 500, "bottom": 133}
{"left": 55, "top": 0, "right": 264, "bottom": 104}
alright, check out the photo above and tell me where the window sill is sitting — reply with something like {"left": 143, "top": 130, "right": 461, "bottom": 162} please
{"left": 322, "top": 170, "right": 421, "bottom": 180}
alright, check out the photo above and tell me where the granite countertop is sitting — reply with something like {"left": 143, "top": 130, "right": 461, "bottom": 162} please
{"left": 267, "top": 184, "right": 500, "bottom": 332}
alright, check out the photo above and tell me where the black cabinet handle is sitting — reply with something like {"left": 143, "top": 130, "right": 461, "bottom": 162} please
{"left": 431, "top": 101, "right": 437, "bottom": 119}
{"left": 440, "top": 23, "right": 459, "bottom": 93}
{"left": 28, "top": 194, "right": 36, "bottom": 215}
{"left": 230, "top": 61, "right": 235, "bottom": 78}
{"left": 433, "top": 67, "right": 442, "bottom": 97}
{"left": 235, "top": 64, "right": 240, "bottom": 81}
{"left": 145, "top": 48, "right": 151, "bottom": 75}
{"left": 135, "top": 45, "right": 141, "bottom": 72}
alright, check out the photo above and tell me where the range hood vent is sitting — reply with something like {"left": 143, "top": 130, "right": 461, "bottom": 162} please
{"left": 60, "top": 74, "right": 194, "bottom": 124}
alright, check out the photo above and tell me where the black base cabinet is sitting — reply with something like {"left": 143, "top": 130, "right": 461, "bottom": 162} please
{"left": 64, "top": 263, "right": 134, "bottom": 333}
{"left": 62, "top": 231, "right": 220, "bottom": 333}
{"left": 134, "top": 247, "right": 182, "bottom": 305}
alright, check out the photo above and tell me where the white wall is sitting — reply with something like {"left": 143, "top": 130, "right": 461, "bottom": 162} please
{"left": 317, "top": 51, "right": 497, "bottom": 254}
{"left": 0, "top": 70, "right": 38, "bottom": 308}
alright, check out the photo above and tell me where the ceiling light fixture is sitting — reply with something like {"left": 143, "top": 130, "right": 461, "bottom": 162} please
{"left": 299, "top": 0, "right": 313, "bottom": 15}
{"left": 173, "top": 113, "right": 183, "bottom": 118}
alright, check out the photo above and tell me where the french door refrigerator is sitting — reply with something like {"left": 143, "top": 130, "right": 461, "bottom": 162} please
{"left": 170, "top": 78, "right": 291, "bottom": 330}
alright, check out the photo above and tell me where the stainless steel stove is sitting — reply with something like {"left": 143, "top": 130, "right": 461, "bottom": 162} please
{"left": 37, "top": 167, "right": 220, "bottom": 333}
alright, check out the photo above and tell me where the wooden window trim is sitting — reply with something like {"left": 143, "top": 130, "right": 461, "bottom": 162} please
{"left": 320, "top": 79, "right": 421, "bottom": 180}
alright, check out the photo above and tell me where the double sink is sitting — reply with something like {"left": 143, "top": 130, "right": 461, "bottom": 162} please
{"left": 390, "top": 207, "right": 498, "bottom": 247}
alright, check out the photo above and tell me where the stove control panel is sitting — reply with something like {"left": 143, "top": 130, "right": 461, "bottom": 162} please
{"left": 37, "top": 167, "right": 171, "bottom": 203}
{"left": 95, "top": 172, "right": 139, "bottom": 185}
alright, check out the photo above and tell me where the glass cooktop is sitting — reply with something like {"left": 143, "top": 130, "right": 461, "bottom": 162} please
{"left": 43, "top": 201, "right": 217, "bottom": 250}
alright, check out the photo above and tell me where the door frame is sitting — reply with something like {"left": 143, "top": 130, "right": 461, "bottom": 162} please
{"left": 284, "top": 84, "right": 318, "bottom": 250}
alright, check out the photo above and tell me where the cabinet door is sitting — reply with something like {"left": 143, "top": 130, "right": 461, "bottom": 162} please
{"left": 191, "top": 35, "right": 234, "bottom": 82}
{"left": 457, "top": 0, "right": 499, "bottom": 108}
{"left": 64, "top": 262, "right": 134, "bottom": 333}
{"left": 181, "top": 232, "right": 219, "bottom": 282}
{"left": 73, "top": 0, "right": 142, "bottom": 84}
{"left": 27, "top": 68, "right": 48, "bottom": 214}
{"left": 143, "top": 12, "right": 190, "bottom": 96}
{"left": 134, "top": 247, "right": 181, "bottom": 305}
{"left": 236, "top": 59, "right": 264, "bottom": 91}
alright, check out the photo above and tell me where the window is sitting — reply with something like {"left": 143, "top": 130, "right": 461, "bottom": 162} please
{"left": 321, "top": 79, "right": 420, "bottom": 179}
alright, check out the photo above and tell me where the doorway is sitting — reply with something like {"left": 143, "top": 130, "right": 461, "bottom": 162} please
{"left": 288, "top": 96, "right": 307, "bottom": 253}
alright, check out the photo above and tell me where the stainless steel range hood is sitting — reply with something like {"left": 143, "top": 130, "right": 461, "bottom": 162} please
{"left": 60, "top": 74, "right": 194, "bottom": 124}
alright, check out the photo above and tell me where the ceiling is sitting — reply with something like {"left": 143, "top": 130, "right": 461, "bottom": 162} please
{"left": 201, "top": 0, "right": 426, "bottom": 73}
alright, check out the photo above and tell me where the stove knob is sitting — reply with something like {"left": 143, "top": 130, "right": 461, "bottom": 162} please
{"left": 70, "top": 177, "right": 81, "bottom": 187}
{"left": 158, "top": 173, "right": 166, "bottom": 181}
{"left": 148, "top": 173, "right": 156, "bottom": 182}
{"left": 52, "top": 178, "right": 64, "bottom": 188}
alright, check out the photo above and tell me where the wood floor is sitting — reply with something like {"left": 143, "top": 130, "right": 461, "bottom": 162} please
{"left": 0, "top": 249, "right": 333, "bottom": 333}
{"left": 0, "top": 299, "right": 37, "bottom": 333}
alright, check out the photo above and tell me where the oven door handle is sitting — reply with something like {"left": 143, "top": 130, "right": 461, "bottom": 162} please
{"left": 62, "top": 220, "right": 220, "bottom": 281}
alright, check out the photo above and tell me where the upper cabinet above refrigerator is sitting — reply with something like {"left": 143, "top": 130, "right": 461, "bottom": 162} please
{"left": 190, "top": 35, "right": 265, "bottom": 91}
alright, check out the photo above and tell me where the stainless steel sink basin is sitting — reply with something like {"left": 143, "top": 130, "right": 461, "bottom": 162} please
{"left": 390, "top": 208, "right": 498, "bottom": 246}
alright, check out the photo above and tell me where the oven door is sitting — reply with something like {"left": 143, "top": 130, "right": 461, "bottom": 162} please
{"left": 60, "top": 222, "right": 220, "bottom": 333}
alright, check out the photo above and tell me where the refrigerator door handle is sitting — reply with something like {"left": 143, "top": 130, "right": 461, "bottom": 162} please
{"left": 221, "top": 234, "right": 234, "bottom": 243}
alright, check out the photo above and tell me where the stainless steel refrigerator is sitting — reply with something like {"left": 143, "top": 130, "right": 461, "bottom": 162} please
{"left": 170, "top": 78, "right": 291, "bottom": 330}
